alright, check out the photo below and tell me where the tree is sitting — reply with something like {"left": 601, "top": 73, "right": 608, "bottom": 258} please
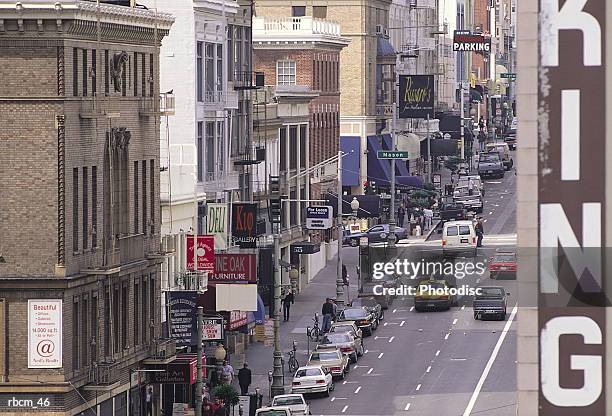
{"left": 211, "top": 384, "right": 240, "bottom": 407}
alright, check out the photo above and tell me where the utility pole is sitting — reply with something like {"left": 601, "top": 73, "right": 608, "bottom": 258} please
{"left": 336, "top": 151, "right": 345, "bottom": 306}
{"left": 269, "top": 176, "right": 284, "bottom": 398}
{"left": 389, "top": 104, "right": 397, "bottom": 247}
{"left": 426, "top": 113, "right": 431, "bottom": 182}
{"left": 460, "top": 81, "right": 465, "bottom": 160}
{"left": 195, "top": 306, "right": 203, "bottom": 416}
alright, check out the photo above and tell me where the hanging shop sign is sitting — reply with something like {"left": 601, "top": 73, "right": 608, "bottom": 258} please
{"left": 453, "top": 30, "right": 491, "bottom": 52}
{"left": 186, "top": 234, "right": 215, "bottom": 272}
{"left": 398, "top": 75, "right": 435, "bottom": 119}
{"left": 231, "top": 203, "right": 259, "bottom": 248}
{"left": 209, "top": 254, "right": 257, "bottom": 283}
{"left": 28, "top": 299, "right": 62, "bottom": 369}
{"left": 167, "top": 291, "right": 197, "bottom": 346}
{"left": 206, "top": 203, "right": 229, "bottom": 250}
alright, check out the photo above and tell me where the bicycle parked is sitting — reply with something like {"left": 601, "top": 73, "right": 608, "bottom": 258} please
{"left": 287, "top": 340, "right": 299, "bottom": 373}
{"left": 307, "top": 313, "right": 321, "bottom": 342}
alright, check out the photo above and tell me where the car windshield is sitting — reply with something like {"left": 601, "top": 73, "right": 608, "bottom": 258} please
{"left": 322, "top": 334, "right": 351, "bottom": 344}
{"left": 493, "top": 254, "right": 515, "bottom": 262}
{"left": 257, "top": 411, "right": 289, "bottom": 416}
{"left": 341, "top": 309, "right": 367, "bottom": 319}
{"left": 331, "top": 325, "right": 354, "bottom": 333}
{"left": 480, "top": 154, "right": 501, "bottom": 162}
{"left": 273, "top": 397, "right": 305, "bottom": 406}
{"left": 353, "top": 299, "right": 377, "bottom": 307}
{"left": 310, "top": 351, "right": 340, "bottom": 361}
{"left": 295, "top": 368, "right": 322, "bottom": 377}
{"left": 446, "top": 226, "right": 458, "bottom": 236}
{"left": 479, "top": 288, "right": 504, "bottom": 297}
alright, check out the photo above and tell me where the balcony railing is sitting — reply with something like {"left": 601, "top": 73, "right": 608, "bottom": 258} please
{"left": 139, "top": 93, "right": 175, "bottom": 116}
{"left": 118, "top": 234, "right": 145, "bottom": 265}
{"left": 149, "top": 339, "right": 177, "bottom": 362}
{"left": 204, "top": 90, "right": 225, "bottom": 104}
{"left": 87, "top": 361, "right": 119, "bottom": 387}
{"left": 253, "top": 16, "right": 342, "bottom": 37}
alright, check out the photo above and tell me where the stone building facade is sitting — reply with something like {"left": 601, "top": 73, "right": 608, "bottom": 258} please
{"left": 0, "top": 1, "right": 173, "bottom": 415}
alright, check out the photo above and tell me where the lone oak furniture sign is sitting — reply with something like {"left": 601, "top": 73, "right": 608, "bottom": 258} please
{"left": 209, "top": 254, "right": 257, "bottom": 283}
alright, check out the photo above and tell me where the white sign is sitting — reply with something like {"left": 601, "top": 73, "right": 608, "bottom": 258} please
{"left": 28, "top": 299, "right": 62, "bottom": 368}
{"left": 206, "top": 203, "right": 228, "bottom": 250}
{"left": 202, "top": 317, "right": 224, "bottom": 341}
{"left": 306, "top": 206, "right": 333, "bottom": 230}
{"left": 238, "top": 396, "right": 251, "bottom": 416}
{"left": 264, "top": 318, "right": 274, "bottom": 347}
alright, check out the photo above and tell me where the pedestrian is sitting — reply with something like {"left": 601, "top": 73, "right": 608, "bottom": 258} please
{"left": 321, "top": 298, "right": 334, "bottom": 333}
{"left": 475, "top": 217, "right": 484, "bottom": 247}
{"left": 397, "top": 205, "right": 405, "bottom": 228}
{"left": 342, "top": 264, "right": 349, "bottom": 287}
{"left": 409, "top": 211, "right": 416, "bottom": 235}
{"left": 238, "top": 362, "right": 252, "bottom": 395}
{"left": 212, "top": 398, "right": 227, "bottom": 416}
{"left": 210, "top": 398, "right": 222, "bottom": 416}
{"left": 202, "top": 398, "right": 214, "bottom": 416}
{"left": 209, "top": 368, "right": 220, "bottom": 387}
{"left": 221, "top": 360, "right": 234, "bottom": 385}
{"left": 424, "top": 208, "right": 433, "bottom": 231}
{"left": 331, "top": 298, "right": 338, "bottom": 320}
{"left": 282, "top": 289, "right": 294, "bottom": 322}
{"left": 145, "top": 385, "right": 153, "bottom": 416}
{"left": 468, "top": 177, "right": 474, "bottom": 196}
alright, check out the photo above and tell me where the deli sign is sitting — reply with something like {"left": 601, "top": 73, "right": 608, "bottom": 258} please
{"left": 538, "top": 1, "right": 606, "bottom": 414}
{"left": 232, "top": 203, "right": 258, "bottom": 248}
{"left": 209, "top": 254, "right": 257, "bottom": 283}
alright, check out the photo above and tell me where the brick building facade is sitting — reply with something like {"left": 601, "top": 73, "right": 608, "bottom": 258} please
{"left": 0, "top": 2, "right": 173, "bottom": 415}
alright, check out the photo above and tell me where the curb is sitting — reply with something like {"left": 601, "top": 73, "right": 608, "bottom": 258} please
{"left": 424, "top": 220, "right": 441, "bottom": 241}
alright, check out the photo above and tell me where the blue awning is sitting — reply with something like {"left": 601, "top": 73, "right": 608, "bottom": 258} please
{"left": 251, "top": 294, "right": 265, "bottom": 324}
{"left": 396, "top": 176, "right": 424, "bottom": 188}
{"left": 377, "top": 36, "right": 397, "bottom": 59}
{"left": 382, "top": 134, "right": 410, "bottom": 177}
{"left": 340, "top": 136, "right": 361, "bottom": 187}
{"left": 367, "top": 135, "right": 390, "bottom": 186}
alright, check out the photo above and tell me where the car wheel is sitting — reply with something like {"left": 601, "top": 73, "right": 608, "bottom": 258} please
{"left": 380, "top": 311, "right": 385, "bottom": 321}
{"left": 365, "top": 327, "right": 373, "bottom": 337}
{"left": 358, "top": 344, "right": 364, "bottom": 357}
{"left": 349, "top": 238, "right": 359, "bottom": 247}
{"left": 324, "top": 386, "right": 330, "bottom": 397}
{"left": 474, "top": 312, "right": 479, "bottom": 320}
{"left": 490, "top": 272, "right": 497, "bottom": 280}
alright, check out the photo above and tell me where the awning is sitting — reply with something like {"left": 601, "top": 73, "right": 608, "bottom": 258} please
{"left": 396, "top": 176, "right": 424, "bottom": 188}
{"left": 290, "top": 241, "right": 321, "bottom": 255}
{"left": 253, "top": 294, "right": 265, "bottom": 324}
{"left": 377, "top": 36, "right": 397, "bottom": 61}
{"left": 367, "top": 135, "right": 391, "bottom": 187}
{"left": 382, "top": 134, "right": 410, "bottom": 177}
{"left": 340, "top": 136, "right": 361, "bottom": 187}
{"left": 396, "top": 133, "right": 421, "bottom": 160}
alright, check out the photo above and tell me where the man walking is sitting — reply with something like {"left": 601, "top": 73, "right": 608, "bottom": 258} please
{"left": 423, "top": 207, "right": 433, "bottom": 231}
{"left": 475, "top": 217, "right": 484, "bottom": 247}
{"left": 468, "top": 177, "right": 475, "bottom": 196}
{"left": 282, "top": 289, "right": 294, "bottom": 322}
{"left": 397, "top": 205, "right": 406, "bottom": 228}
{"left": 321, "top": 298, "right": 334, "bottom": 333}
{"left": 238, "top": 362, "right": 252, "bottom": 395}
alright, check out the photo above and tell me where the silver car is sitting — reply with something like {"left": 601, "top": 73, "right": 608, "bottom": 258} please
{"left": 318, "top": 332, "right": 364, "bottom": 363}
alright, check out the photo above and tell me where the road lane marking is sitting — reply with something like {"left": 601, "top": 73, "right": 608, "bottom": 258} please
{"left": 364, "top": 349, "right": 369, "bottom": 354}
{"left": 400, "top": 320, "right": 405, "bottom": 327}
{"left": 378, "top": 352, "right": 384, "bottom": 359}
{"left": 461, "top": 305, "right": 465, "bottom": 310}
{"left": 435, "top": 350, "right": 440, "bottom": 357}
{"left": 444, "top": 333, "right": 450, "bottom": 340}
{"left": 389, "top": 336, "right": 395, "bottom": 343}
{"left": 462, "top": 304, "right": 518, "bottom": 416}
{"left": 342, "top": 405, "right": 349, "bottom": 413}
{"left": 393, "top": 308, "right": 397, "bottom": 313}
{"left": 404, "top": 403, "right": 411, "bottom": 411}
{"left": 367, "top": 368, "right": 373, "bottom": 374}
{"left": 416, "top": 384, "right": 421, "bottom": 391}
{"left": 331, "top": 397, "right": 335, "bottom": 401}
{"left": 489, "top": 211, "right": 493, "bottom": 215}
{"left": 410, "top": 306, "right": 414, "bottom": 311}
{"left": 384, "top": 322, "right": 388, "bottom": 326}
{"left": 453, "top": 318, "right": 458, "bottom": 325}
{"left": 426, "top": 366, "right": 431, "bottom": 373}
{"left": 354, "top": 386, "right": 362, "bottom": 394}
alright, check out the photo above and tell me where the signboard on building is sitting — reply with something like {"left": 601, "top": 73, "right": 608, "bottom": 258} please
{"left": 28, "top": 299, "right": 62, "bottom": 369}
{"left": 209, "top": 254, "right": 257, "bottom": 283}
{"left": 231, "top": 203, "right": 259, "bottom": 248}
{"left": 228, "top": 311, "right": 248, "bottom": 331}
{"left": 151, "top": 356, "right": 198, "bottom": 385}
{"left": 538, "top": 1, "right": 606, "bottom": 415}
{"left": 186, "top": 234, "right": 215, "bottom": 272}
{"left": 263, "top": 318, "right": 274, "bottom": 347}
{"left": 206, "top": 203, "right": 228, "bottom": 250}
{"left": 167, "top": 291, "right": 197, "bottom": 346}
{"left": 453, "top": 30, "right": 491, "bottom": 52}
{"left": 377, "top": 151, "right": 409, "bottom": 159}
{"left": 306, "top": 206, "right": 333, "bottom": 229}
{"left": 202, "top": 316, "right": 224, "bottom": 341}
{"left": 398, "top": 75, "right": 435, "bottom": 119}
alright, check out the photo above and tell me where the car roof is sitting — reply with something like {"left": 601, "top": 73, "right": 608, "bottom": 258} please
{"left": 296, "top": 365, "right": 324, "bottom": 370}
{"left": 444, "top": 220, "right": 473, "bottom": 226}
{"left": 478, "top": 285, "right": 505, "bottom": 290}
{"left": 273, "top": 394, "right": 305, "bottom": 400}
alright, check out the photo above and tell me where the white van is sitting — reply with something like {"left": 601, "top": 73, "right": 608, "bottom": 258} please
{"left": 442, "top": 220, "right": 477, "bottom": 257}
{"left": 485, "top": 142, "right": 513, "bottom": 170}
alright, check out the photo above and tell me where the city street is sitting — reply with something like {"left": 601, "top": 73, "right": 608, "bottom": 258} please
{"left": 244, "top": 159, "right": 517, "bottom": 415}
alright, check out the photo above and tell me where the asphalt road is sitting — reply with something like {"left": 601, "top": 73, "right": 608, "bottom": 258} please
{"left": 307, "top": 155, "right": 517, "bottom": 416}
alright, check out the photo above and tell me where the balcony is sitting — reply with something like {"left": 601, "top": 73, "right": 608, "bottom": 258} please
{"left": 376, "top": 104, "right": 393, "bottom": 118}
{"left": 233, "top": 71, "right": 261, "bottom": 91}
{"left": 79, "top": 95, "right": 121, "bottom": 119}
{"left": 143, "top": 339, "right": 177, "bottom": 365}
{"left": 118, "top": 234, "right": 145, "bottom": 265}
{"left": 253, "top": 16, "right": 342, "bottom": 38}
{"left": 139, "top": 93, "right": 175, "bottom": 117}
{"left": 84, "top": 361, "right": 120, "bottom": 391}
{"left": 233, "top": 146, "right": 266, "bottom": 166}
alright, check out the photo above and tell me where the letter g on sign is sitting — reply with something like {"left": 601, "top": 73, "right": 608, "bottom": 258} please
{"left": 541, "top": 316, "right": 602, "bottom": 407}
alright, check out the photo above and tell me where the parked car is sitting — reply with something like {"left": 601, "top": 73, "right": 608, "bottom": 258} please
{"left": 456, "top": 175, "right": 485, "bottom": 196}
{"left": 270, "top": 395, "right": 310, "bottom": 416}
{"left": 308, "top": 348, "right": 349, "bottom": 379}
{"left": 477, "top": 152, "right": 505, "bottom": 179}
{"left": 414, "top": 277, "right": 457, "bottom": 311}
{"left": 291, "top": 366, "right": 334, "bottom": 397}
{"left": 336, "top": 307, "right": 378, "bottom": 336}
{"left": 473, "top": 286, "right": 509, "bottom": 320}
{"left": 255, "top": 407, "right": 293, "bottom": 416}
{"left": 344, "top": 224, "right": 409, "bottom": 247}
{"left": 488, "top": 251, "right": 517, "bottom": 279}
{"left": 329, "top": 321, "right": 363, "bottom": 339}
{"left": 318, "top": 332, "right": 364, "bottom": 363}
{"left": 349, "top": 297, "right": 384, "bottom": 322}
{"left": 485, "top": 142, "right": 513, "bottom": 170}
{"left": 440, "top": 201, "right": 468, "bottom": 224}
{"left": 453, "top": 185, "right": 483, "bottom": 213}
{"left": 442, "top": 220, "right": 477, "bottom": 257}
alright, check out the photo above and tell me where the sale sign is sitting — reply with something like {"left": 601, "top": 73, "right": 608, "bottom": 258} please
{"left": 186, "top": 235, "right": 215, "bottom": 272}
{"left": 232, "top": 203, "right": 258, "bottom": 248}
{"left": 28, "top": 299, "right": 62, "bottom": 368}
{"left": 209, "top": 254, "right": 257, "bottom": 283}
{"left": 202, "top": 316, "right": 224, "bottom": 341}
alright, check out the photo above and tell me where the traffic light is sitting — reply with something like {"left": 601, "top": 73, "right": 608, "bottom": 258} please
{"left": 269, "top": 175, "right": 282, "bottom": 224}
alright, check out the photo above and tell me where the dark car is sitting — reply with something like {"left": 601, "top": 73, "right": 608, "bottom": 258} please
{"left": 478, "top": 153, "right": 505, "bottom": 179}
{"left": 473, "top": 286, "right": 509, "bottom": 321}
{"left": 349, "top": 297, "right": 384, "bottom": 322}
{"left": 440, "top": 202, "right": 467, "bottom": 224}
{"left": 344, "top": 224, "right": 408, "bottom": 247}
{"left": 337, "top": 307, "right": 377, "bottom": 336}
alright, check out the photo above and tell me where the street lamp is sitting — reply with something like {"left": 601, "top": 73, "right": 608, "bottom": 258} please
{"left": 350, "top": 197, "right": 359, "bottom": 218}
{"left": 214, "top": 342, "right": 226, "bottom": 382}
{"left": 289, "top": 268, "right": 299, "bottom": 294}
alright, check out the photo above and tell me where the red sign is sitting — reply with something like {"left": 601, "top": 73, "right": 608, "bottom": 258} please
{"left": 228, "top": 311, "right": 248, "bottom": 330}
{"left": 186, "top": 235, "right": 215, "bottom": 272}
{"left": 150, "top": 354, "right": 201, "bottom": 384}
{"left": 209, "top": 254, "right": 256, "bottom": 283}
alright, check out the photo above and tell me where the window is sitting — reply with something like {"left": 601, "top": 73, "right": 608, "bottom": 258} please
{"left": 83, "top": 49, "right": 88, "bottom": 96}
{"left": 142, "top": 161, "right": 147, "bottom": 234}
{"left": 134, "top": 161, "right": 139, "bottom": 233}
{"left": 290, "top": 190, "right": 297, "bottom": 226}
{"left": 92, "top": 49, "right": 97, "bottom": 95}
{"left": 292, "top": 6, "right": 306, "bottom": 16}
{"left": 149, "top": 275, "right": 155, "bottom": 338}
{"left": 217, "top": 121, "right": 225, "bottom": 174}
{"left": 205, "top": 43, "right": 215, "bottom": 100}
{"left": 217, "top": 44, "right": 223, "bottom": 92}
{"left": 196, "top": 42, "right": 203, "bottom": 102}
{"left": 141, "top": 54, "right": 146, "bottom": 97}
{"left": 206, "top": 121, "right": 215, "bottom": 178}
{"left": 104, "top": 288, "right": 110, "bottom": 356}
{"left": 91, "top": 294, "right": 98, "bottom": 362}
{"left": 113, "top": 284, "right": 120, "bottom": 353}
{"left": 149, "top": 53, "right": 154, "bottom": 96}
{"left": 197, "top": 122, "right": 204, "bottom": 181}
{"left": 92, "top": 166, "right": 97, "bottom": 247}
{"left": 82, "top": 167, "right": 88, "bottom": 249}
{"left": 133, "top": 52, "right": 138, "bottom": 96}
{"left": 277, "top": 61, "right": 296, "bottom": 85}
{"left": 73, "top": 298, "right": 79, "bottom": 371}
{"left": 73, "top": 168, "right": 79, "bottom": 252}
{"left": 121, "top": 54, "right": 126, "bottom": 97}
{"left": 235, "top": 26, "right": 242, "bottom": 76}
{"left": 150, "top": 159, "right": 155, "bottom": 234}
{"left": 121, "top": 284, "right": 128, "bottom": 348}
{"left": 280, "top": 127, "right": 287, "bottom": 171}
{"left": 313, "top": 5, "right": 327, "bottom": 18}
{"left": 289, "top": 126, "right": 298, "bottom": 169}
{"left": 300, "top": 124, "right": 307, "bottom": 169}
{"left": 227, "top": 25, "right": 234, "bottom": 81}
{"left": 104, "top": 50, "right": 109, "bottom": 95}
{"left": 133, "top": 280, "right": 140, "bottom": 346}
{"left": 73, "top": 48, "right": 78, "bottom": 96}
{"left": 81, "top": 297, "right": 88, "bottom": 367}
{"left": 142, "top": 278, "right": 148, "bottom": 343}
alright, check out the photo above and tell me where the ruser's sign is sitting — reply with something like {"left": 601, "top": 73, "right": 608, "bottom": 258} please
{"left": 398, "top": 75, "right": 435, "bottom": 119}
{"left": 538, "top": 0, "right": 606, "bottom": 414}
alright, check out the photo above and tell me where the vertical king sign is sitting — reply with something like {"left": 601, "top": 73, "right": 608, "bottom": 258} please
{"left": 538, "top": 0, "right": 606, "bottom": 414}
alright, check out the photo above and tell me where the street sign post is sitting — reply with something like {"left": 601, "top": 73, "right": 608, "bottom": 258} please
{"left": 377, "top": 150, "right": 409, "bottom": 159}
{"left": 500, "top": 73, "right": 516, "bottom": 80}
{"left": 305, "top": 206, "right": 333, "bottom": 230}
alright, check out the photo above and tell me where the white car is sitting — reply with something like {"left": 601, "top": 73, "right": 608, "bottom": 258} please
{"left": 255, "top": 406, "right": 292, "bottom": 416}
{"left": 442, "top": 220, "right": 477, "bottom": 257}
{"left": 271, "top": 394, "right": 311, "bottom": 415}
{"left": 291, "top": 365, "right": 334, "bottom": 397}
